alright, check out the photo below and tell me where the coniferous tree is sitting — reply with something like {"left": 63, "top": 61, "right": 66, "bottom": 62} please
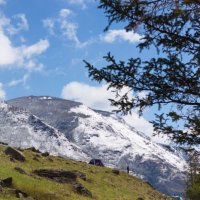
{"left": 84, "top": 0, "right": 200, "bottom": 145}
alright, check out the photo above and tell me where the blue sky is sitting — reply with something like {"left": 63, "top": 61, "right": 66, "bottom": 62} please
{"left": 0, "top": 0, "right": 145, "bottom": 100}
{"left": 0, "top": 0, "right": 169, "bottom": 143}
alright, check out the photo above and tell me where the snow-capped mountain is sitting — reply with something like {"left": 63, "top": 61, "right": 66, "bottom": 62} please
{"left": 7, "top": 96, "right": 187, "bottom": 195}
{"left": 0, "top": 101, "right": 88, "bottom": 161}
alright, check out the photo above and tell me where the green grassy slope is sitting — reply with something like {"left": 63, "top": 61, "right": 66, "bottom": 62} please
{"left": 0, "top": 145, "right": 171, "bottom": 200}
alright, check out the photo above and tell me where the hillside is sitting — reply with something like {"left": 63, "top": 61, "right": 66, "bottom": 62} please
{"left": 0, "top": 144, "right": 171, "bottom": 200}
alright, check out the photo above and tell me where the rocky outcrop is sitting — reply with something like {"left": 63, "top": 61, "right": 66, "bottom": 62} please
{"left": 14, "top": 167, "right": 27, "bottom": 175}
{"left": 112, "top": 169, "right": 120, "bottom": 175}
{"left": 15, "top": 189, "right": 28, "bottom": 198}
{"left": 33, "top": 168, "right": 91, "bottom": 197}
{"left": 4, "top": 147, "right": 25, "bottom": 162}
{"left": 0, "top": 177, "right": 12, "bottom": 187}
{"left": 26, "top": 147, "right": 41, "bottom": 153}
{"left": 71, "top": 170, "right": 87, "bottom": 181}
{"left": 41, "top": 152, "right": 49, "bottom": 157}
{"left": 72, "top": 182, "right": 92, "bottom": 197}
{"left": 33, "top": 169, "right": 77, "bottom": 183}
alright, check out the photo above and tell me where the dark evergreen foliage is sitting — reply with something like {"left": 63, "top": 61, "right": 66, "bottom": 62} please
{"left": 84, "top": 0, "right": 200, "bottom": 145}
{"left": 187, "top": 173, "right": 200, "bottom": 200}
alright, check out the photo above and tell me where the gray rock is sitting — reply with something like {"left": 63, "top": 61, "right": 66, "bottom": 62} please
{"left": 27, "top": 147, "right": 41, "bottom": 153}
{"left": 72, "top": 182, "right": 92, "bottom": 197}
{"left": 112, "top": 169, "right": 120, "bottom": 175}
{"left": 14, "top": 167, "right": 26, "bottom": 175}
{"left": 33, "top": 169, "right": 77, "bottom": 183}
{"left": 0, "top": 177, "right": 12, "bottom": 187}
{"left": 15, "top": 189, "right": 28, "bottom": 198}
{"left": 41, "top": 152, "right": 49, "bottom": 157}
{"left": 0, "top": 141, "right": 8, "bottom": 145}
{"left": 5, "top": 147, "right": 25, "bottom": 162}
{"left": 72, "top": 170, "right": 87, "bottom": 181}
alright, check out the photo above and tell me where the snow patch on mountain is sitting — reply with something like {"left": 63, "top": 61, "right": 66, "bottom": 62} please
{"left": 70, "top": 104, "right": 187, "bottom": 195}
{"left": 0, "top": 101, "right": 89, "bottom": 161}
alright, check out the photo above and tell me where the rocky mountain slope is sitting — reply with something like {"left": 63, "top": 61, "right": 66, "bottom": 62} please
{"left": 0, "top": 101, "right": 88, "bottom": 161}
{"left": 6, "top": 96, "right": 187, "bottom": 195}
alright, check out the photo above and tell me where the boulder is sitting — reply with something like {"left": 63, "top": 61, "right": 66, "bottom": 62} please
{"left": 72, "top": 182, "right": 92, "bottom": 197}
{"left": 14, "top": 167, "right": 27, "bottom": 175}
{"left": 33, "top": 169, "right": 77, "bottom": 183}
{"left": 0, "top": 177, "right": 12, "bottom": 187}
{"left": 112, "top": 169, "right": 120, "bottom": 175}
{"left": 15, "top": 189, "right": 28, "bottom": 198}
{"left": 27, "top": 147, "right": 41, "bottom": 153}
{"left": 41, "top": 152, "right": 49, "bottom": 157}
{"left": 0, "top": 141, "right": 8, "bottom": 145}
{"left": 4, "top": 147, "right": 25, "bottom": 162}
{"left": 72, "top": 170, "right": 87, "bottom": 181}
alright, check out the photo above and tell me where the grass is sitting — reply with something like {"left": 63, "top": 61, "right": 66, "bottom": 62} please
{"left": 0, "top": 145, "right": 172, "bottom": 200}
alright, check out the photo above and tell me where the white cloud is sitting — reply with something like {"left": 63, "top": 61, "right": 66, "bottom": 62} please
{"left": 60, "top": 18, "right": 80, "bottom": 45}
{"left": 0, "top": 30, "right": 49, "bottom": 70}
{"left": 61, "top": 81, "right": 170, "bottom": 144}
{"left": 59, "top": 8, "right": 72, "bottom": 18}
{"left": 8, "top": 74, "right": 29, "bottom": 87}
{"left": 43, "top": 19, "right": 55, "bottom": 35}
{"left": 101, "top": 29, "right": 143, "bottom": 43}
{"left": 0, "top": 13, "right": 49, "bottom": 70}
{"left": 8, "top": 14, "right": 29, "bottom": 35}
{"left": 0, "top": 30, "right": 18, "bottom": 65}
{"left": 43, "top": 9, "right": 93, "bottom": 48}
{"left": 0, "top": 13, "right": 29, "bottom": 35}
{"left": 0, "top": 28, "right": 49, "bottom": 70}
{"left": 61, "top": 82, "right": 117, "bottom": 111}
{"left": 0, "top": 0, "right": 5, "bottom": 5}
{"left": 22, "top": 39, "right": 50, "bottom": 59}
{"left": 67, "top": 0, "right": 93, "bottom": 9}
{"left": 0, "top": 83, "right": 6, "bottom": 99}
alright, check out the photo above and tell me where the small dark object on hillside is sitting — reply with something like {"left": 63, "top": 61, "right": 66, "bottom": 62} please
{"left": 5, "top": 147, "right": 25, "bottom": 162}
{"left": 15, "top": 189, "right": 28, "bottom": 198}
{"left": 41, "top": 152, "right": 49, "bottom": 157}
{"left": 0, "top": 177, "right": 12, "bottom": 187}
{"left": 27, "top": 147, "right": 41, "bottom": 153}
{"left": 0, "top": 141, "right": 8, "bottom": 145}
{"left": 72, "top": 170, "right": 87, "bottom": 181}
{"left": 137, "top": 198, "right": 144, "bottom": 200}
{"left": 72, "top": 182, "right": 92, "bottom": 197}
{"left": 14, "top": 167, "right": 26, "bottom": 174}
{"left": 112, "top": 169, "right": 120, "bottom": 175}
{"left": 127, "top": 165, "right": 129, "bottom": 174}
{"left": 89, "top": 159, "right": 104, "bottom": 167}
